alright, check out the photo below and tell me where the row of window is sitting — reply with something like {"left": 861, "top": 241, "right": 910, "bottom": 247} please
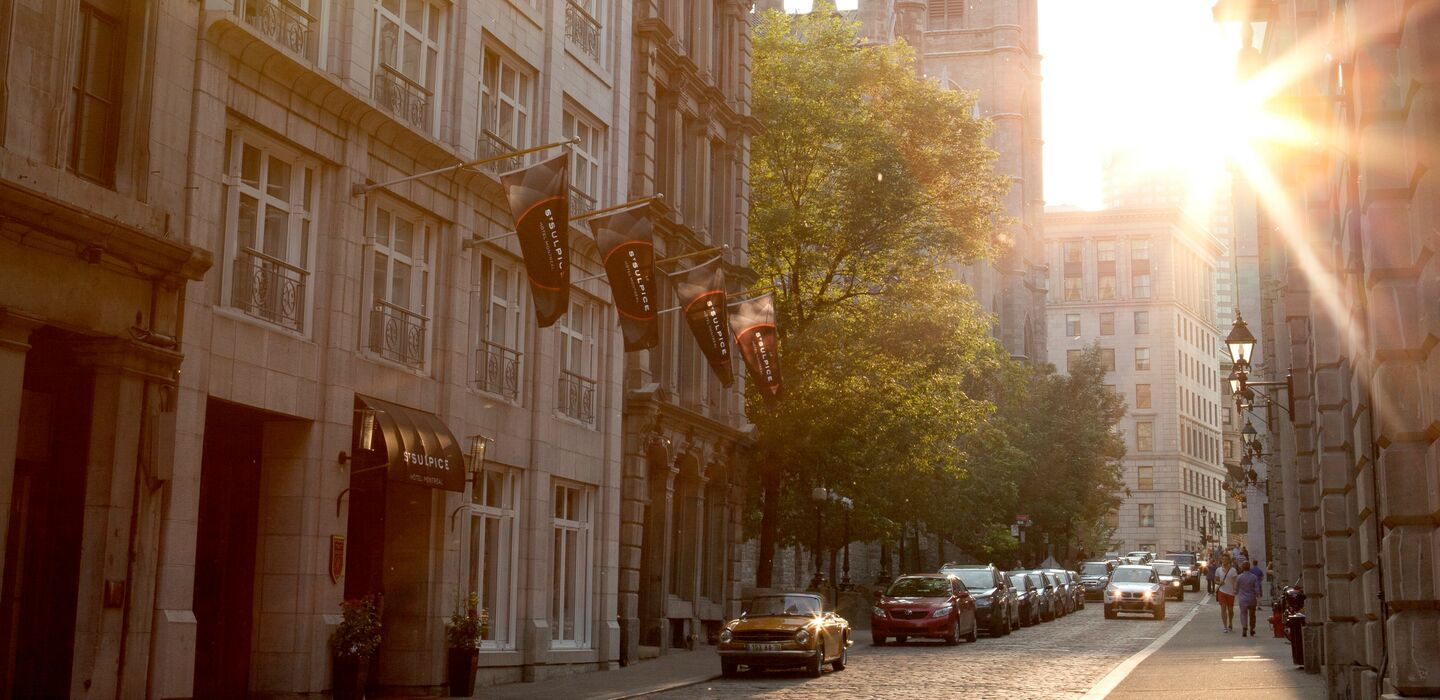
{"left": 1063, "top": 310, "right": 1151, "bottom": 338}
{"left": 467, "top": 475, "right": 596, "bottom": 648}
{"left": 1185, "top": 468, "right": 1224, "bottom": 503}
{"left": 1060, "top": 239, "right": 1151, "bottom": 302}
{"left": 1180, "top": 421, "right": 1219, "bottom": 466}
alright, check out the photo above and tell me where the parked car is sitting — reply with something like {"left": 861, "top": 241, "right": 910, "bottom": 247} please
{"left": 1104, "top": 565, "right": 1167, "bottom": 620}
{"left": 1009, "top": 572, "right": 1042, "bottom": 627}
{"left": 1047, "top": 569, "right": 1084, "bottom": 611}
{"left": 940, "top": 563, "right": 1018, "bottom": 636}
{"left": 719, "top": 593, "right": 852, "bottom": 678}
{"left": 1126, "top": 550, "right": 1155, "bottom": 565}
{"left": 871, "top": 574, "right": 979, "bottom": 646}
{"left": 1079, "top": 561, "right": 1112, "bottom": 600}
{"left": 1150, "top": 560, "right": 1186, "bottom": 601}
{"left": 1020, "top": 570, "right": 1059, "bottom": 621}
{"left": 1164, "top": 552, "right": 1202, "bottom": 591}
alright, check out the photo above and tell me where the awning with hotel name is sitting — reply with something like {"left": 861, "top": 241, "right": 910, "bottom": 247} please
{"left": 357, "top": 395, "right": 467, "bottom": 493}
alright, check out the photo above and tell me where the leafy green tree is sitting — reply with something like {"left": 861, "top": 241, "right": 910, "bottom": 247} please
{"left": 747, "top": 7, "right": 1007, "bottom": 586}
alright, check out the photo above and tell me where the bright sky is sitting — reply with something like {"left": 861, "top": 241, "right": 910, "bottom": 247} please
{"left": 783, "top": 0, "right": 1242, "bottom": 212}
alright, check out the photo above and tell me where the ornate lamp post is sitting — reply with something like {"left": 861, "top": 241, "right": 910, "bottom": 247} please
{"left": 808, "top": 487, "right": 828, "bottom": 591}
{"left": 839, "top": 497, "right": 854, "bottom": 590}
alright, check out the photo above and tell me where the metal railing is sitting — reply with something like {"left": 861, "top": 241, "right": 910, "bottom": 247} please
{"left": 557, "top": 370, "right": 597, "bottom": 425}
{"left": 565, "top": 0, "right": 602, "bottom": 62}
{"left": 478, "top": 128, "right": 524, "bottom": 175}
{"left": 232, "top": 248, "right": 308, "bottom": 332}
{"left": 568, "top": 185, "right": 596, "bottom": 219}
{"left": 474, "top": 340, "right": 522, "bottom": 400}
{"left": 373, "top": 63, "right": 432, "bottom": 132}
{"left": 239, "top": 0, "right": 318, "bottom": 62}
{"left": 369, "top": 299, "right": 428, "bottom": 367}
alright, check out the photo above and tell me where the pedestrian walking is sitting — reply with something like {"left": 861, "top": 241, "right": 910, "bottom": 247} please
{"left": 1216, "top": 553, "right": 1240, "bottom": 632}
{"left": 1206, "top": 556, "right": 1218, "bottom": 593}
{"left": 1236, "top": 561, "right": 1262, "bottom": 637}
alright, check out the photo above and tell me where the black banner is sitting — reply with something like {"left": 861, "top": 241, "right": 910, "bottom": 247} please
{"left": 675, "top": 257, "right": 734, "bottom": 387}
{"left": 592, "top": 204, "right": 659, "bottom": 351}
{"left": 730, "top": 293, "right": 782, "bottom": 405}
{"left": 501, "top": 152, "right": 570, "bottom": 327}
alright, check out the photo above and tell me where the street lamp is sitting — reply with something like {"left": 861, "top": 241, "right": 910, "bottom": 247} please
{"left": 839, "top": 497, "right": 854, "bottom": 590}
{"left": 1241, "top": 420, "right": 1258, "bottom": 449}
{"left": 1225, "top": 312, "right": 1258, "bottom": 370}
{"left": 808, "top": 487, "right": 828, "bottom": 591}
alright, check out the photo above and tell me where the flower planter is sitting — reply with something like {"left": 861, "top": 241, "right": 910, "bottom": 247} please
{"left": 332, "top": 654, "right": 368, "bottom": 700}
{"left": 447, "top": 647, "right": 479, "bottom": 697}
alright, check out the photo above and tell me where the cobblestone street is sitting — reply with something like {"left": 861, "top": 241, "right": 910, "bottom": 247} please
{"left": 657, "top": 598, "right": 1203, "bottom": 699}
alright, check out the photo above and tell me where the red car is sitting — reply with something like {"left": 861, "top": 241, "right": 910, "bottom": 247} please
{"left": 871, "top": 574, "right": 978, "bottom": 645}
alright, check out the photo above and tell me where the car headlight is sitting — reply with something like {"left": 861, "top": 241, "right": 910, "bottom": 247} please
{"left": 1171, "top": 580, "right": 1180, "bottom": 586}
{"left": 1143, "top": 590, "right": 1154, "bottom": 599}
{"left": 719, "top": 628, "right": 732, "bottom": 643}
{"left": 872, "top": 606, "right": 887, "bottom": 618}
{"left": 932, "top": 606, "right": 953, "bottom": 618}
{"left": 795, "top": 628, "right": 811, "bottom": 645}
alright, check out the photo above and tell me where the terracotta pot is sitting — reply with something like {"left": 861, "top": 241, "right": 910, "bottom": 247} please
{"left": 332, "top": 654, "right": 368, "bottom": 700}
{"left": 447, "top": 647, "right": 479, "bottom": 697}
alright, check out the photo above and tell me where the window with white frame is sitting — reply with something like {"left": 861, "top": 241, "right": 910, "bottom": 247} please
{"left": 563, "top": 109, "right": 606, "bottom": 217}
{"left": 565, "top": 0, "right": 604, "bottom": 64}
{"left": 468, "top": 468, "right": 520, "bottom": 649}
{"left": 480, "top": 47, "right": 534, "bottom": 170}
{"left": 557, "top": 298, "right": 599, "bottom": 425}
{"left": 239, "top": 0, "right": 324, "bottom": 64}
{"left": 367, "top": 203, "right": 434, "bottom": 367}
{"left": 372, "top": 0, "right": 445, "bottom": 132}
{"left": 552, "top": 482, "right": 594, "bottom": 647}
{"left": 474, "top": 251, "right": 525, "bottom": 400}
{"left": 224, "top": 130, "right": 316, "bottom": 333}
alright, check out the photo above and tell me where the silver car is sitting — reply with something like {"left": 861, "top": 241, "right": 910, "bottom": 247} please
{"left": 1104, "top": 565, "right": 1166, "bottom": 620}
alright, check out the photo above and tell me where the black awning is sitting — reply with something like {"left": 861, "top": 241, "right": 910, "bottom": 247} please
{"left": 358, "top": 396, "right": 467, "bottom": 492}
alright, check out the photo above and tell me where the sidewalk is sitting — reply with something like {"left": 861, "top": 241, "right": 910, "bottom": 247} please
{"left": 476, "top": 647, "right": 719, "bottom": 700}
{"left": 1104, "top": 597, "right": 1324, "bottom": 698}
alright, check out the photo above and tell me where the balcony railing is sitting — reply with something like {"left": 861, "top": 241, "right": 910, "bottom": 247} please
{"left": 568, "top": 185, "right": 596, "bottom": 219}
{"left": 239, "top": 0, "right": 318, "bottom": 62}
{"left": 565, "top": 0, "right": 602, "bottom": 63}
{"left": 232, "top": 248, "right": 308, "bottom": 332}
{"left": 557, "top": 370, "right": 597, "bottom": 425}
{"left": 373, "top": 63, "right": 432, "bottom": 132}
{"left": 478, "top": 128, "right": 524, "bottom": 175}
{"left": 370, "top": 299, "right": 427, "bottom": 368}
{"left": 474, "top": 340, "right": 522, "bottom": 400}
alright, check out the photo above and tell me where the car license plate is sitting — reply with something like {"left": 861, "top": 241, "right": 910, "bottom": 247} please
{"left": 746, "top": 643, "right": 781, "bottom": 652}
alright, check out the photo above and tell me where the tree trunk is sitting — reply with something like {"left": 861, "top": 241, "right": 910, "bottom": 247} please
{"left": 755, "top": 462, "right": 780, "bottom": 588}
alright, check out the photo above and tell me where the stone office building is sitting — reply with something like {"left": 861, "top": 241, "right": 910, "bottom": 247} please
{"left": 1045, "top": 209, "right": 1229, "bottom": 556}
{"left": 0, "top": 0, "right": 754, "bottom": 697}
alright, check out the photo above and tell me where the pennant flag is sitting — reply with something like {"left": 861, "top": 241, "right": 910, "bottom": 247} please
{"left": 592, "top": 204, "right": 659, "bottom": 351}
{"left": 730, "top": 293, "right": 782, "bottom": 405}
{"left": 674, "top": 257, "right": 735, "bottom": 387}
{"left": 501, "top": 152, "right": 570, "bottom": 327}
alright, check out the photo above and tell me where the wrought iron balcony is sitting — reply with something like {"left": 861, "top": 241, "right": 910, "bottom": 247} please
{"left": 232, "top": 248, "right": 308, "bottom": 332}
{"left": 568, "top": 185, "right": 596, "bottom": 219}
{"left": 478, "top": 128, "right": 524, "bottom": 175}
{"left": 474, "top": 340, "right": 522, "bottom": 400}
{"left": 565, "top": 0, "right": 602, "bottom": 62}
{"left": 238, "top": 0, "right": 318, "bottom": 62}
{"left": 373, "top": 63, "right": 432, "bottom": 132}
{"left": 557, "top": 369, "right": 597, "bottom": 425}
{"left": 369, "top": 299, "right": 428, "bottom": 368}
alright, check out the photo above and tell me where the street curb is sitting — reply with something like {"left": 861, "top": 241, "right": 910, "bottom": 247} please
{"left": 614, "top": 674, "right": 723, "bottom": 699}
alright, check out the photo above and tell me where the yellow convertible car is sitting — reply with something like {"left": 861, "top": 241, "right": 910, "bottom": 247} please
{"left": 717, "top": 592, "right": 852, "bottom": 678}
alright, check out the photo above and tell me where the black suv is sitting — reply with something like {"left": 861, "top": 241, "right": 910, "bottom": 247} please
{"left": 940, "top": 564, "right": 1018, "bottom": 636}
{"left": 1164, "top": 552, "right": 1202, "bottom": 591}
{"left": 1079, "top": 560, "right": 1113, "bottom": 600}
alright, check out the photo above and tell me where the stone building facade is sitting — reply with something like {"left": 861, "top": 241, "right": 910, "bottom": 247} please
{"left": 1045, "top": 209, "right": 1229, "bottom": 556}
{"left": 758, "top": 0, "right": 1047, "bottom": 362}
{"left": 1225, "top": 0, "right": 1440, "bottom": 696}
{"left": 0, "top": 0, "right": 754, "bottom": 696}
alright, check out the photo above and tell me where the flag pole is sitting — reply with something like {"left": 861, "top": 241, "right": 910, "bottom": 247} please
{"left": 351, "top": 137, "right": 580, "bottom": 196}
{"left": 654, "top": 286, "right": 776, "bottom": 315}
{"left": 462, "top": 194, "right": 672, "bottom": 250}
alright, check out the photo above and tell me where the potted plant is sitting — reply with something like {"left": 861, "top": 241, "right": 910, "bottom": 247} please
{"left": 330, "top": 595, "right": 381, "bottom": 700}
{"left": 445, "top": 592, "right": 489, "bottom": 696}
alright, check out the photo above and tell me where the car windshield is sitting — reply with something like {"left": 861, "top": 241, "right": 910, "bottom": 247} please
{"left": 941, "top": 569, "right": 994, "bottom": 590}
{"left": 748, "top": 595, "right": 821, "bottom": 616}
{"left": 1112, "top": 568, "right": 1155, "bottom": 583}
{"left": 1009, "top": 574, "right": 1029, "bottom": 590}
{"left": 1048, "top": 571, "right": 1068, "bottom": 583}
{"left": 1026, "top": 572, "right": 1046, "bottom": 587}
{"left": 1082, "top": 563, "right": 1109, "bottom": 576}
{"left": 885, "top": 577, "right": 953, "bottom": 597}
{"left": 1150, "top": 562, "right": 1177, "bottom": 576}
{"left": 1169, "top": 554, "right": 1196, "bottom": 566}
